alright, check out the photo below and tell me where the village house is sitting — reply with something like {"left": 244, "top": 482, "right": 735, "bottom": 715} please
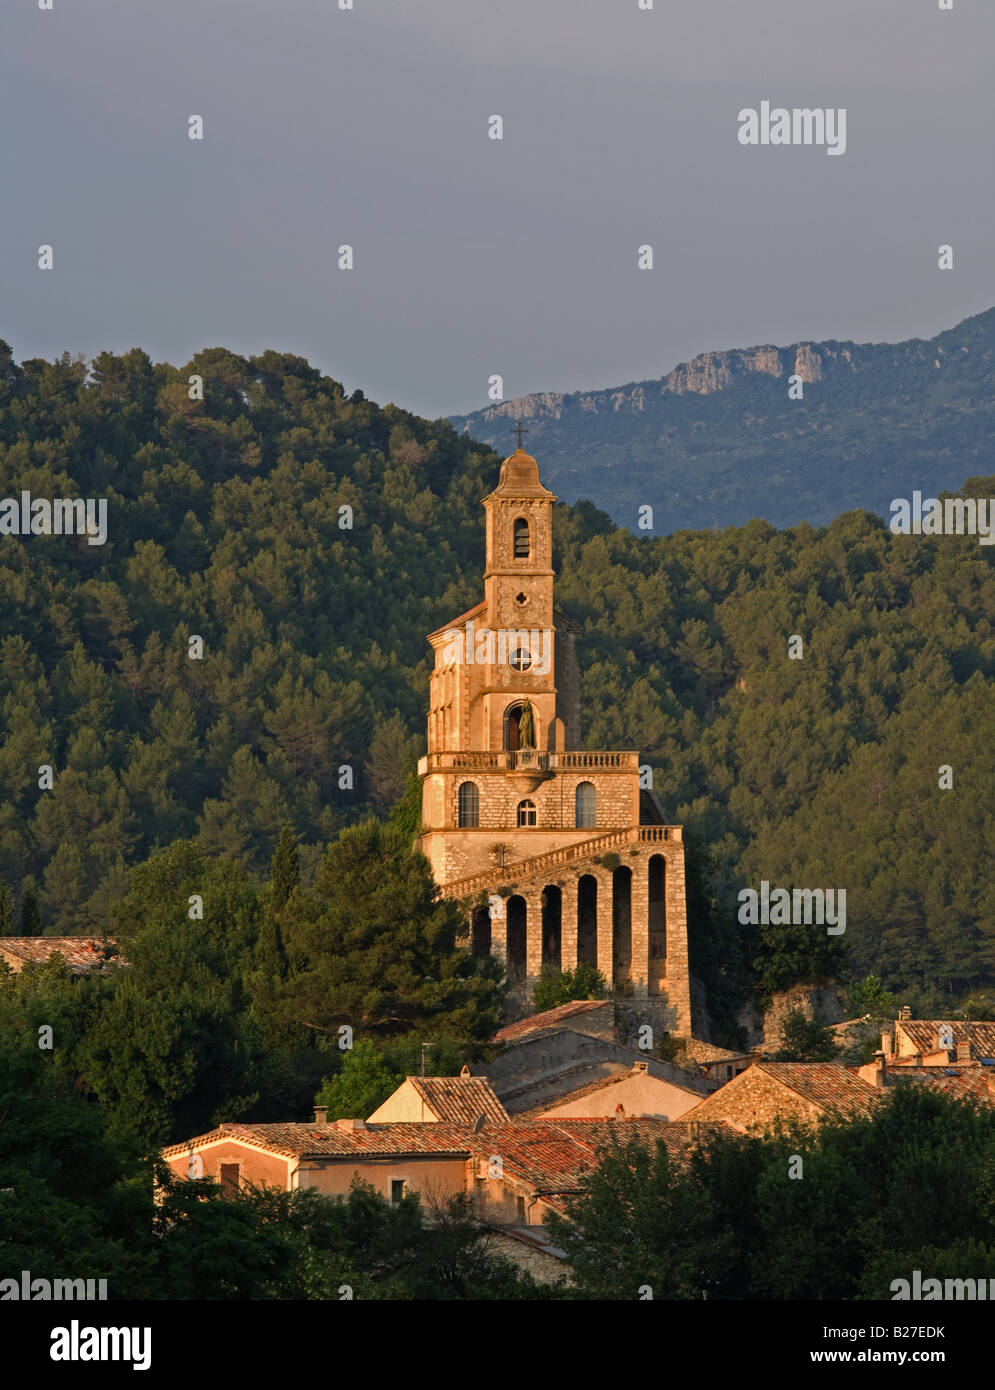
{"left": 683, "top": 1053, "right": 995, "bottom": 1134}
{"left": 682, "top": 1061, "right": 881, "bottom": 1133}
{"left": 472, "top": 1001, "right": 714, "bottom": 1117}
{"left": 366, "top": 1071, "right": 509, "bottom": 1124}
{"left": 885, "top": 1019, "right": 995, "bottom": 1066}
{"left": 0, "top": 936, "right": 121, "bottom": 977}
{"left": 162, "top": 1110, "right": 734, "bottom": 1282}
{"left": 679, "top": 1038, "right": 757, "bottom": 1083}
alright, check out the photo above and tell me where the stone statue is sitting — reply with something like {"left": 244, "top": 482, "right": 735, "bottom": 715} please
{"left": 518, "top": 702, "right": 535, "bottom": 749}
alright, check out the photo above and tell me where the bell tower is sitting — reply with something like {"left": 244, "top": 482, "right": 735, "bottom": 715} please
{"left": 482, "top": 445, "right": 556, "bottom": 634}
{"left": 416, "top": 442, "right": 693, "bottom": 1038}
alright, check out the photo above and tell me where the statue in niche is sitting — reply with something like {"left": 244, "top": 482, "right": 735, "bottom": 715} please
{"left": 518, "top": 701, "right": 535, "bottom": 749}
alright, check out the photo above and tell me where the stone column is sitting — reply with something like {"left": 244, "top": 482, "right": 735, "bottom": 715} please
{"left": 490, "top": 896, "right": 507, "bottom": 972}
{"left": 629, "top": 853, "right": 649, "bottom": 999}
{"left": 560, "top": 877, "right": 578, "bottom": 973}
{"left": 664, "top": 839, "right": 692, "bottom": 1038}
{"left": 596, "top": 872, "right": 614, "bottom": 989}
{"left": 525, "top": 892, "right": 543, "bottom": 990}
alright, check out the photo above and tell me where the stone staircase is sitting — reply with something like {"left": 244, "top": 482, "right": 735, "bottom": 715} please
{"left": 441, "top": 824, "right": 678, "bottom": 901}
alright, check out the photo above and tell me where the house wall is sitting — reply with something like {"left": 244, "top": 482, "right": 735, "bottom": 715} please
{"left": 366, "top": 1080, "right": 436, "bottom": 1124}
{"left": 163, "top": 1139, "right": 291, "bottom": 1190}
{"left": 537, "top": 1073, "right": 701, "bottom": 1121}
{"left": 297, "top": 1157, "right": 468, "bottom": 1205}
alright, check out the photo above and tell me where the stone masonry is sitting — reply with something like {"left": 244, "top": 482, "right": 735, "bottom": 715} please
{"left": 416, "top": 447, "right": 693, "bottom": 1037}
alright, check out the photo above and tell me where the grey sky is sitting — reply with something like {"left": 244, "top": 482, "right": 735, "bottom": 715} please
{"left": 5, "top": 0, "right": 993, "bottom": 419}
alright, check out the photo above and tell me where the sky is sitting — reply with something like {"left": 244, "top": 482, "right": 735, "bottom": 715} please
{"left": 5, "top": 0, "right": 993, "bottom": 419}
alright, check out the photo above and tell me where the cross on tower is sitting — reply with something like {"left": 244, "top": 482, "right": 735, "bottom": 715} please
{"left": 511, "top": 422, "right": 530, "bottom": 449}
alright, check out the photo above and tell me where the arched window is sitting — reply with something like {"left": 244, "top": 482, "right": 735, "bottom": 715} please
{"left": 517, "top": 799, "right": 537, "bottom": 827}
{"left": 458, "top": 781, "right": 479, "bottom": 828}
{"left": 575, "top": 781, "right": 596, "bottom": 829}
{"left": 513, "top": 517, "right": 530, "bottom": 559}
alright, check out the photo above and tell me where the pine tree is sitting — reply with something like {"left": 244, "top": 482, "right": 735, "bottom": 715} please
{"left": 20, "top": 878, "right": 41, "bottom": 935}
{"left": 0, "top": 879, "right": 14, "bottom": 935}
{"left": 270, "top": 825, "right": 300, "bottom": 909}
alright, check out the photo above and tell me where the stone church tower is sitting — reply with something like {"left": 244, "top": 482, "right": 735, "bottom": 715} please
{"left": 417, "top": 446, "right": 692, "bottom": 1036}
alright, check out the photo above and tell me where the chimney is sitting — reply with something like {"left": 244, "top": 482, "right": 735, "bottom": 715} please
{"left": 334, "top": 1117, "right": 367, "bottom": 1133}
{"left": 957, "top": 1041, "right": 972, "bottom": 1063}
{"left": 858, "top": 1052, "right": 887, "bottom": 1088}
{"left": 881, "top": 1028, "right": 894, "bottom": 1058}
{"left": 912, "top": 1053, "right": 922, "bottom": 1068}
{"left": 314, "top": 1106, "right": 328, "bottom": 1126}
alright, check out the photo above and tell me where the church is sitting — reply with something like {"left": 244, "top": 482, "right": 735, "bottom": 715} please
{"left": 416, "top": 444, "right": 692, "bottom": 1036}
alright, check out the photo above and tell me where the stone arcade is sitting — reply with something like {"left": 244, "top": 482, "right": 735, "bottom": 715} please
{"left": 416, "top": 445, "right": 692, "bottom": 1034}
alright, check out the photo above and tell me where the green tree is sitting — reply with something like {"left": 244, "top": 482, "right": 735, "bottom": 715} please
{"left": 19, "top": 878, "right": 41, "bottom": 934}
{"left": 315, "top": 1040, "right": 403, "bottom": 1120}
{"left": 0, "top": 878, "right": 14, "bottom": 935}
{"left": 773, "top": 1009, "right": 840, "bottom": 1062}
{"left": 532, "top": 963, "right": 608, "bottom": 1014}
{"left": 270, "top": 824, "right": 300, "bottom": 909}
{"left": 262, "top": 819, "right": 504, "bottom": 1044}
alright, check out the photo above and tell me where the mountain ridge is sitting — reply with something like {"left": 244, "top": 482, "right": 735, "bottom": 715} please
{"left": 448, "top": 307, "right": 995, "bottom": 532}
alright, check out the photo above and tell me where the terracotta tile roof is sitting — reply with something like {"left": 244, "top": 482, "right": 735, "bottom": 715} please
{"left": 469, "top": 1117, "right": 733, "bottom": 1208}
{"left": 897, "top": 1021, "right": 995, "bottom": 1058}
{"left": 763, "top": 1063, "right": 880, "bottom": 1114}
{"left": 162, "top": 1114, "right": 735, "bottom": 1197}
{"left": 683, "top": 1062, "right": 880, "bottom": 1126}
{"left": 162, "top": 1120, "right": 478, "bottom": 1161}
{"left": 887, "top": 1067, "right": 995, "bottom": 1105}
{"left": 406, "top": 1076, "right": 509, "bottom": 1124}
{"left": 0, "top": 936, "right": 121, "bottom": 976}
{"left": 494, "top": 1000, "right": 612, "bottom": 1043}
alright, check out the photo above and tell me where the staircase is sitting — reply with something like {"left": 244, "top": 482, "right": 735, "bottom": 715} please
{"left": 441, "top": 825, "right": 678, "bottom": 901}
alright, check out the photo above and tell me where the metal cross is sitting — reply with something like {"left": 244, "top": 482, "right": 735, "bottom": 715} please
{"left": 511, "top": 422, "right": 530, "bottom": 448}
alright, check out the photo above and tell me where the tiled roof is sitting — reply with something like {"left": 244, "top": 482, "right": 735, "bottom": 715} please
{"left": 162, "top": 1114, "right": 735, "bottom": 1193}
{"left": 0, "top": 936, "right": 121, "bottom": 975}
{"left": 683, "top": 1062, "right": 880, "bottom": 1125}
{"left": 681, "top": 1039, "right": 755, "bottom": 1065}
{"left": 897, "top": 1021, "right": 995, "bottom": 1058}
{"left": 407, "top": 1076, "right": 509, "bottom": 1124}
{"left": 762, "top": 1063, "right": 879, "bottom": 1114}
{"left": 887, "top": 1067, "right": 995, "bottom": 1105}
{"left": 162, "top": 1121, "right": 478, "bottom": 1161}
{"left": 469, "top": 1117, "right": 733, "bottom": 1206}
{"left": 494, "top": 1000, "right": 612, "bottom": 1043}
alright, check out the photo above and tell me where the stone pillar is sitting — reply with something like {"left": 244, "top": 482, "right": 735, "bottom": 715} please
{"left": 490, "top": 897, "right": 507, "bottom": 972}
{"left": 629, "top": 853, "right": 649, "bottom": 999}
{"left": 596, "top": 872, "right": 614, "bottom": 988}
{"left": 664, "top": 838, "right": 692, "bottom": 1038}
{"left": 525, "top": 892, "right": 543, "bottom": 990}
{"left": 561, "top": 877, "right": 578, "bottom": 972}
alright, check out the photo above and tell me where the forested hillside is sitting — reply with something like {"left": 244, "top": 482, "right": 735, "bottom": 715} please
{"left": 1, "top": 340, "right": 993, "bottom": 1017}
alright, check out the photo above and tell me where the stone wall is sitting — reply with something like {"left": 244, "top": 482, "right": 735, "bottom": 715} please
{"left": 482, "top": 1230, "right": 570, "bottom": 1286}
